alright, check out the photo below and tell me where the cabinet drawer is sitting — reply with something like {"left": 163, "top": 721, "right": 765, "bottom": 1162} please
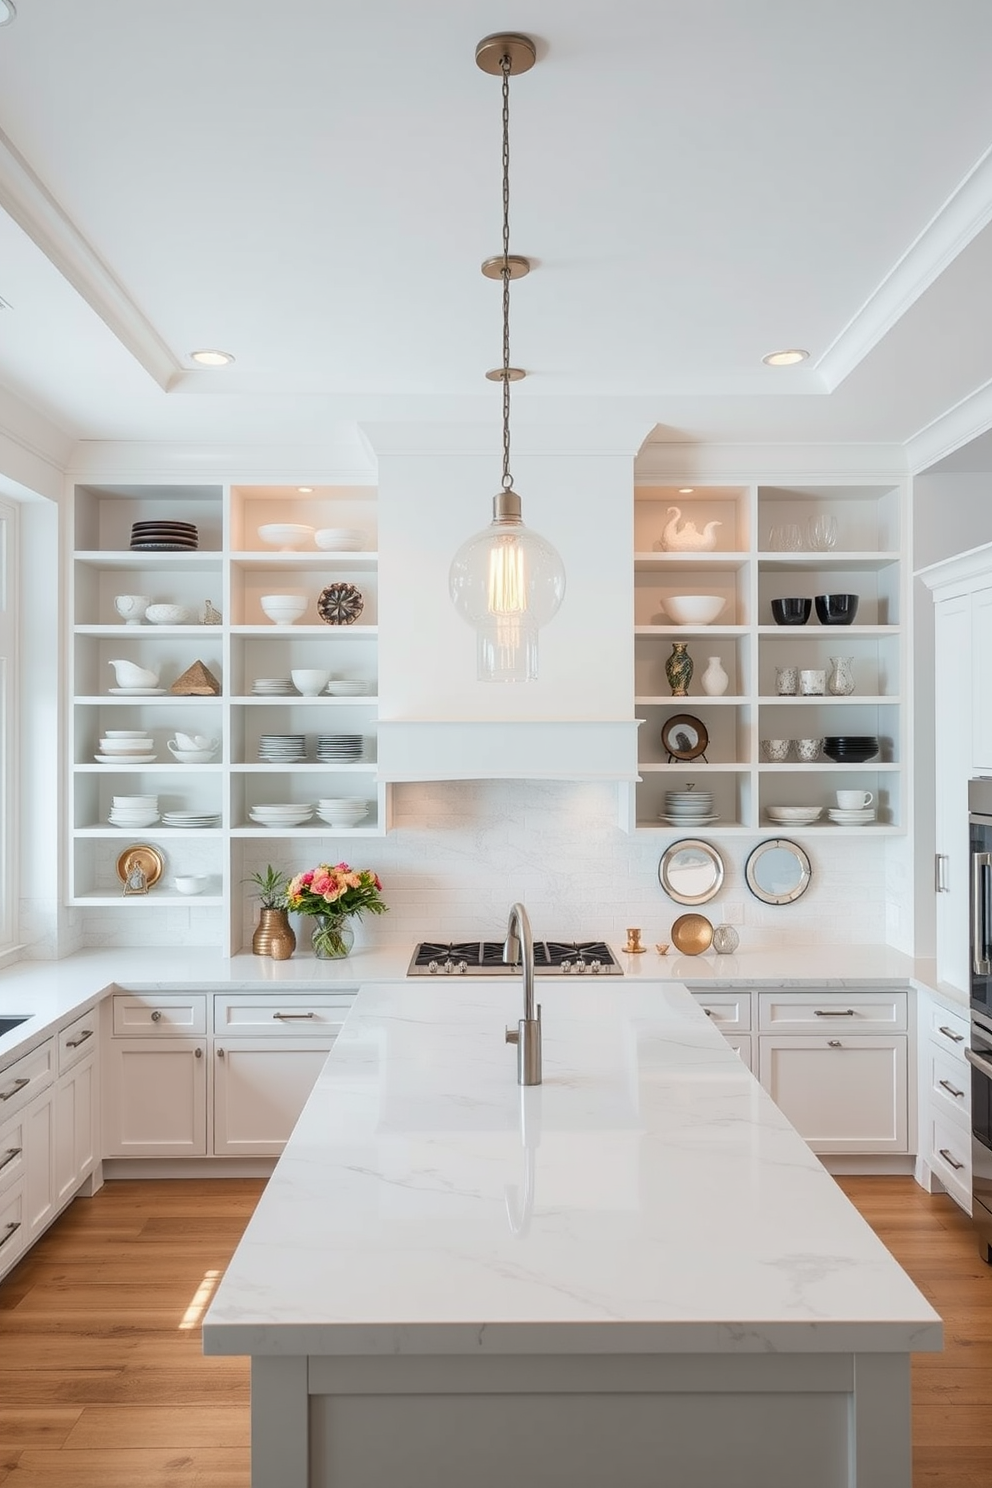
{"left": 928, "top": 1044, "right": 971, "bottom": 1127}
{"left": 691, "top": 991, "right": 750, "bottom": 1032}
{"left": 927, "top": 1003, "right": 969, "bottom": 1058}
{"left": 59, "top": 1008, "right": 98, "bottom": 1073}
{"left": 214, "top": 993, "right": 354, "bottom": 1037}
{"left": 0, "top": 1113, "right": 25, "bottom": 1196}
{"left": 112, "top": 994, "right": 207, "bottom": 1036}
{"left": 758, "top": 990, "right": 907, "bottom": 1033}
{"left": 0, "top": 1039, "right": 54, "bottom": 1120}
{"left": 928, "top": 1111, "right": 971, "bottom": 1214}
{"left": 0, "top": 1179, "right": 26, "bottom": 1277}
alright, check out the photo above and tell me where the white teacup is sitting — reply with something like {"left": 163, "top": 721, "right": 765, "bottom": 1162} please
{"left": 173, "top": 732, "right": 216, "bottom": 752}
{"left": 836, "top": 790, "right": 873, "bottom": 810}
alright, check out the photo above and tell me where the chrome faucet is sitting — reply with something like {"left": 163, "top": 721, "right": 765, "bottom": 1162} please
{"left": 503, "top": 902, "right": 542, "bottom": 1085}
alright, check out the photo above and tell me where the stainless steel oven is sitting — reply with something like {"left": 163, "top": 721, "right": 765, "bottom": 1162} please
{"left": 968, "top": 779, "right": 992, "bottom": 1259}
{"left": 966, "top": 1012, "right": 992, "bottom": 1262}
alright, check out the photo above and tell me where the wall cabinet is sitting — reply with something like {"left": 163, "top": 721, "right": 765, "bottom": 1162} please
{"left": 628, "top": 480, "right": 907, "bottom": 835}
{"left": 68, "top": 482, "right": 387, "bottom": 954}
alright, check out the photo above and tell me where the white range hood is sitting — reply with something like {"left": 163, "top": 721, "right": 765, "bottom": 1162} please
{"left": 376, "top": 719, "right": 640, "bottom": 783}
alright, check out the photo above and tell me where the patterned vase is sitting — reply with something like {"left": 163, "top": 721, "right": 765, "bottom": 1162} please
{"left": 665, "top": 642, "right": 693, "bottom": 697}
{"left": 827, "top": 656, "right": 855, "bottom": 696}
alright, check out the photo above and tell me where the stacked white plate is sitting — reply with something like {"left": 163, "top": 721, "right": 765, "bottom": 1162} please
{"left": 827, "top": 807, "right": 876, "bottom": 827}
{"left": 108, "top": 792, "right": 160, "bottom": 828}
{"left": 316, "top": 797, "right": 370, "bottom": 827}
{"left": 258, "top": 733, "right": 307, "bottom": 763}
{"left": 96, "top": 731, "right": 156, "bottom": 763}
{"left": 316, "top": 733, "right": 363, "bottom": 762}
{"left": 249, "top": 803, "right": 314, "bottom": 828}
{"left": 325, "top": 680, "right": 367, "bottom": 696}
{"left": 660, "top": 788, "right": 718, "bottom": 826}
{"left": 766, "top": 806, "right": 823, "bottom": 826}
{"left": 161, "top": 810, "right": 221, "bottom": 828}
{"left": 252, "top": 678, "right": 296, "bottom": 696}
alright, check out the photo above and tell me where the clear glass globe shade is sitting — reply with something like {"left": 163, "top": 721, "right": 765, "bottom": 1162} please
{"left": 449, "top": 520, "right": 566, "bottom": 629}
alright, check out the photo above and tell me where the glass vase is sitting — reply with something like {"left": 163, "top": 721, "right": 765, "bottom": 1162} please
{"left": 311, "top": 913, "right": 355, "bottom": 959}
{"left": 827, "top": 656, "right": 855, "bottom": 696}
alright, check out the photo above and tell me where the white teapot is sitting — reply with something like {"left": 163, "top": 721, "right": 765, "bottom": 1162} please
{"left": 108, "top": 659, "right": 160, "bottom": 689}
{"left": 657, "top": 507, "right": 723, "bottom": 552}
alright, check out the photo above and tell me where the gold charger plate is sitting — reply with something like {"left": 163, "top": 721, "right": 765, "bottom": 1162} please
{"left": 116, "top": 844, "right": 164, "bottom": 889}
{"left": 670, "top": 912, "right": 714, "bottom": 955}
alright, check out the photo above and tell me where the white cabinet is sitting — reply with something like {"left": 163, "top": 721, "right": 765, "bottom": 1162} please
{"left": 104, "top": 1037, "right": 207, "bottom": 1157}
{"left": 916, "top": 996, "right": 971, "bottom": 1212}
{"left": 755, "top": 990, "right": 909, "bottom": 1154}
{"left": 973, "top": 584, "right": 992, "bottom": 773}
{"left": 23, "top": 1084, "right": 56, "bottom": 1240}
{"left": 214, "top": 1040, "right": 333, "bottom": 1155}
{"left": 68, "top": 481, "right": 388, "bottom": 953}
{"left": 54, "top": 1007, "right": 99, "bottom": 1205}
{"left": 629, "top": 479, "right": 907, "bottom": 835}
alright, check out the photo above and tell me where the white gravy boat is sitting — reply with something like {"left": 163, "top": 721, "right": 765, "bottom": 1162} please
{"left": 108, "top": 659, "right": 160, "bottom": 688}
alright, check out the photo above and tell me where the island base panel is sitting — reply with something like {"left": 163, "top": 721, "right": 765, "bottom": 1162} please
{"left": 249, "top": 1350, "right": 911, "bottom": 1488}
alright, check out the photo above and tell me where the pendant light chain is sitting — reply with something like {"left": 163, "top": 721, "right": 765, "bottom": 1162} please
{"left": 500, "top": 51, "right": 514, "bottom": 493}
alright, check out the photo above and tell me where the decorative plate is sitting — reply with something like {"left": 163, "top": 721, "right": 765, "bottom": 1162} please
{"left": 660, "top": 713, "right": 709, "bottom": 762}
{"left": 670, "top": 912, "right": 714, "bottom": 955}
{"left": 115, "top": 844, "right": 164, "bottom": 889}
{"left": 317, "top": 583, "right": 364, "bottom": 626}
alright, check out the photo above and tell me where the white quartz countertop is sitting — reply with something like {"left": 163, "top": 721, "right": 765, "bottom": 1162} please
{"left": 202, "top": 979, "right": 942, "bottom": 1360}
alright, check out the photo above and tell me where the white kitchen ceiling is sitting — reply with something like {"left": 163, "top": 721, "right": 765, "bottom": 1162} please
{"left": 1, "top": 0, "right": 992, "bottom": 461}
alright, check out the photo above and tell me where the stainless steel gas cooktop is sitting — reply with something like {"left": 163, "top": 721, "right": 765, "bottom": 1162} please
{"left": 407, "top": 940, "right": 622, "bottom": 976}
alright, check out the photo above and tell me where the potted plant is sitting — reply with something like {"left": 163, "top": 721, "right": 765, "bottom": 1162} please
{"left": 285, "top": 862, "right": 387, "bottom": 958}
{"left": 246, "top": 865, "right": 295, "bottom": 958}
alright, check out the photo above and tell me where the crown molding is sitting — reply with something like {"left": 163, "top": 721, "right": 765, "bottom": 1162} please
{"left": 904, "top": 377, "right": 992, "bottom": 474}
{"left": 0, "top": 126, "right": 181, "bottom": 391}
{"left": 817, "top": 145, "right": 992, "bottom": 392}
{"left": 66, "top": 439, "right": 377, "bottom": 482}
{"left": 634, "top": 442, "right": 907, "bottom": 482}
{"left": 0, "top": 386, "right": 73, "bottom": 500}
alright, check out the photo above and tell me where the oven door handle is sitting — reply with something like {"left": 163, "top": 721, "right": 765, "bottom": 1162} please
{"left": 966, "top": 1045, "right": 992, "bottom": 1080}
{"left": 973, "top": 851, "right": 992, "bottom": 978}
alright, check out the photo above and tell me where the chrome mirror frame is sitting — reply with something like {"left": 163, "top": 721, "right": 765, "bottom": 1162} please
{"left": 744, "top": 838, "right": 812, "bottom": 905}
{"left": 658, "top": 839, "right": 726, "bottom": 906}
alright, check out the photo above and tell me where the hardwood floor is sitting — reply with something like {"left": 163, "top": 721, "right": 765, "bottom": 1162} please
{"left": 0, "top": 1175, "right": 988, "bottom": 1485}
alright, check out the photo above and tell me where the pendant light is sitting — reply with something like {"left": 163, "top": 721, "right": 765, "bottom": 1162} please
{"left": 449, "top": 33, "right": 565, "bottom": 683}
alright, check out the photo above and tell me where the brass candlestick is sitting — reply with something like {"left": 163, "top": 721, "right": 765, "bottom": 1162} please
{"left": 624, "top": 928, "right": 646, "bottom": 954}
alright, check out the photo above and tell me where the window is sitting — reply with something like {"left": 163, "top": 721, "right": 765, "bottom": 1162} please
{"left": 0, "top": 498, "right": 17, "bottom": 951}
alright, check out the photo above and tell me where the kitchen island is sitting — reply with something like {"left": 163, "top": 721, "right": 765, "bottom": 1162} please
{"left": 203, "top": 979, "right": 941, "bottom": 1488}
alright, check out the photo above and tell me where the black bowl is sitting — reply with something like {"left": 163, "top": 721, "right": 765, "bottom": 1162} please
{"left": 814, "top": 593, "right": 859, "bottom": 625}
{"left": 771, "top": 597, "right": 812, "bottom": 626}
{"left": 822, "top": 744, "right": 879, "bottom": 763}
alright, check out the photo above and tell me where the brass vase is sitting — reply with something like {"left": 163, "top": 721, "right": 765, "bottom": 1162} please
{"left": 252, "top": 907, "right": 296, "bottom": 958}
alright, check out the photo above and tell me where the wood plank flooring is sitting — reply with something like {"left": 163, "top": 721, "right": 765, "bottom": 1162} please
{"left": 0, "top": 1175, "right": 988, "bottom": 1485}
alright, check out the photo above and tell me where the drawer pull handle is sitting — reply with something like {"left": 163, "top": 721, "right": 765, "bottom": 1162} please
{"left": 0, "top": 1146, "right": 21, "bottom": 1173}
{"left": 0, "top": 1077, "right": 29, "bottom": 1103}
{"left": 938, "top": 1078, "right": 965, "bottom": 1099}
{"left": 939, "top": 1148, "right": 966, "bottom": 1171}
{"left": 195, "top": 1047, "right": 202, "bottom": 1059}
{"left": 827, "top": 1039, "right": 843, "bottom": 1048}
{"left": 272, "top": 1011, "right": 317, "bottom": 1020}
{"left": 814, "top": 1009, "right": 856, "bottom": 1017}
{"left": 939, "top": 1025, "right": 965, "bottom": 1043}
{"left": 0, "top": 1220, "right": 20, "bottom": 1249}
{"left": 65, "top": 1028, "right": 93, "bottom": 1049}
{"left": 217, "top": 1047, "right": 225, "bottom": 1059}
{"left": 151, "top": 1010, "right": 163, "bottom": 1022}
{"left": 703, "top": 1008, "right": 714, "bottom": 1018}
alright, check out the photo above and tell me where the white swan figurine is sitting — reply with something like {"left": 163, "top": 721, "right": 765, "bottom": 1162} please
{"left": 657, "top": 507, "right": 723, "bottom": 552}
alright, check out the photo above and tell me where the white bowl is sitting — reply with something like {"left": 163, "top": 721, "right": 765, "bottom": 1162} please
{"left": 257, "top": 523, "right": 314, "bottom": 551}
{"left": 291, "top": 668, "right": 331, "bottom": 696}
{"left": 114, "top": 595, "right": 152, "bottom": 625}
{"left": 313, "top": 528, "right": 366, "bottom": 551}
{"left": 109, "top": 814, "right": 160, "bottom": 829}
{"left": 260, "top": 594, "right": 308, "bottom": 626}
{"left": 104, "top": 730, "right": 150, "bottom": 739}
{"left": 145, "top": 603, "right": 192, "bottom": 625}
{"left": 663, "top": 595, "right": 726, "bottom": 625}
{"left": 174, "top": 875, "right": 210, "bottom": 895}
{"left": 168, "top": 748, "right": 217, "bottom": 764}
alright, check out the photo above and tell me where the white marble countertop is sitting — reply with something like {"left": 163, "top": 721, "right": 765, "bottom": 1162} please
{"left": 202, "top": 979, "right": 942, "bottom": 1360}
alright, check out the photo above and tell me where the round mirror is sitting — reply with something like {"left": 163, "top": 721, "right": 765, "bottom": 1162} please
{"left": 744, "top": 839, "right": 812, "bottom": 905}
{"left": 658, "top": 839, "right": 726, "bottom": 906}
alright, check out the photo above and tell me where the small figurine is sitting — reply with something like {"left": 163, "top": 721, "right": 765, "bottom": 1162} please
{"left": 202, "top": 599, "right": 222, "bottom": 625}
{"left": 122, "top": 862, "right": 148, "bottom": 896}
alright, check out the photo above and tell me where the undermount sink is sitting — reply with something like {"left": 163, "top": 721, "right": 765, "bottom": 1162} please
{"left": 0, "top": 1016, "right": 30, "bottom": 1037}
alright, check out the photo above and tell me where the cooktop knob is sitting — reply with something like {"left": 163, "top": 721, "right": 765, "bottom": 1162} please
{"left": 427, "top": 960, "right": 440, "bottom": 974}
{"left": 590, "top": 959, "right": 602, "bottom": 973}
{"left": 561, "top": 959, "right": 572, "bottom": 973}
{"left": 443, "top": 959, "right": 455, "bottom": 973}
{"left": 457, "top": 960, "right": 468, "bottom": 973}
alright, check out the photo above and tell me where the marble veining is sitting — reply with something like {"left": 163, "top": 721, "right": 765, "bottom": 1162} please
{"left": 203, "top": 980, "right": 941, "bottom": 1359}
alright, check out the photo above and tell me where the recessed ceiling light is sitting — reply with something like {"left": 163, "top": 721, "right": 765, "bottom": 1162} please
{"left": 190, "top": 349, "right": 235, "bottom": 367}
{"left": 678, "top": 487, "right": 694, "bottom": 494}
{"left": 297, "top": 487, "right": 314, "bottom": 494}
{"left": 0, "top": 2, "right": 17, "bottom": 27}
{"left": 762, "top": 348, "right": 809, "bottom": 367}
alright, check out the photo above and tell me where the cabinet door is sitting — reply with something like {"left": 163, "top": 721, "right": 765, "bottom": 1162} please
{"left": 104, "top": 1039, "right": 207, "bottom": 1157}
{"left": 934, "top": 592, "right": 972, "bottom": 995}
{"left": 24, "top": 1086, "right": 55, "bottom": 1240}
{"left": 213, "top": 1039, "right": 334, "bottom": 1155}
{"left": 973, "top": 585, "right": 992, "bottom": 773}
{"left": 55, "top": 1053, "right": 96, "bottom": 1204}
{"left": 759, "top": 1035, "right": 908, "bottom": 1153}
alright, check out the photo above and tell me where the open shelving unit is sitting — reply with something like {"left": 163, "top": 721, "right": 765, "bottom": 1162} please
{"left": 624, "top": 480, "right": 908, "bottom": 836}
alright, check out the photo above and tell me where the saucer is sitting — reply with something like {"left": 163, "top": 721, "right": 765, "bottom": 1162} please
{"left": 95, "top": 753, "right": 157, "bottom": 763}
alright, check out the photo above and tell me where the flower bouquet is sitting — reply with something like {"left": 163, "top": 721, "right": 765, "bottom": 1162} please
{"left": 286, "top": 862, "right": 387, "bottom": 959}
